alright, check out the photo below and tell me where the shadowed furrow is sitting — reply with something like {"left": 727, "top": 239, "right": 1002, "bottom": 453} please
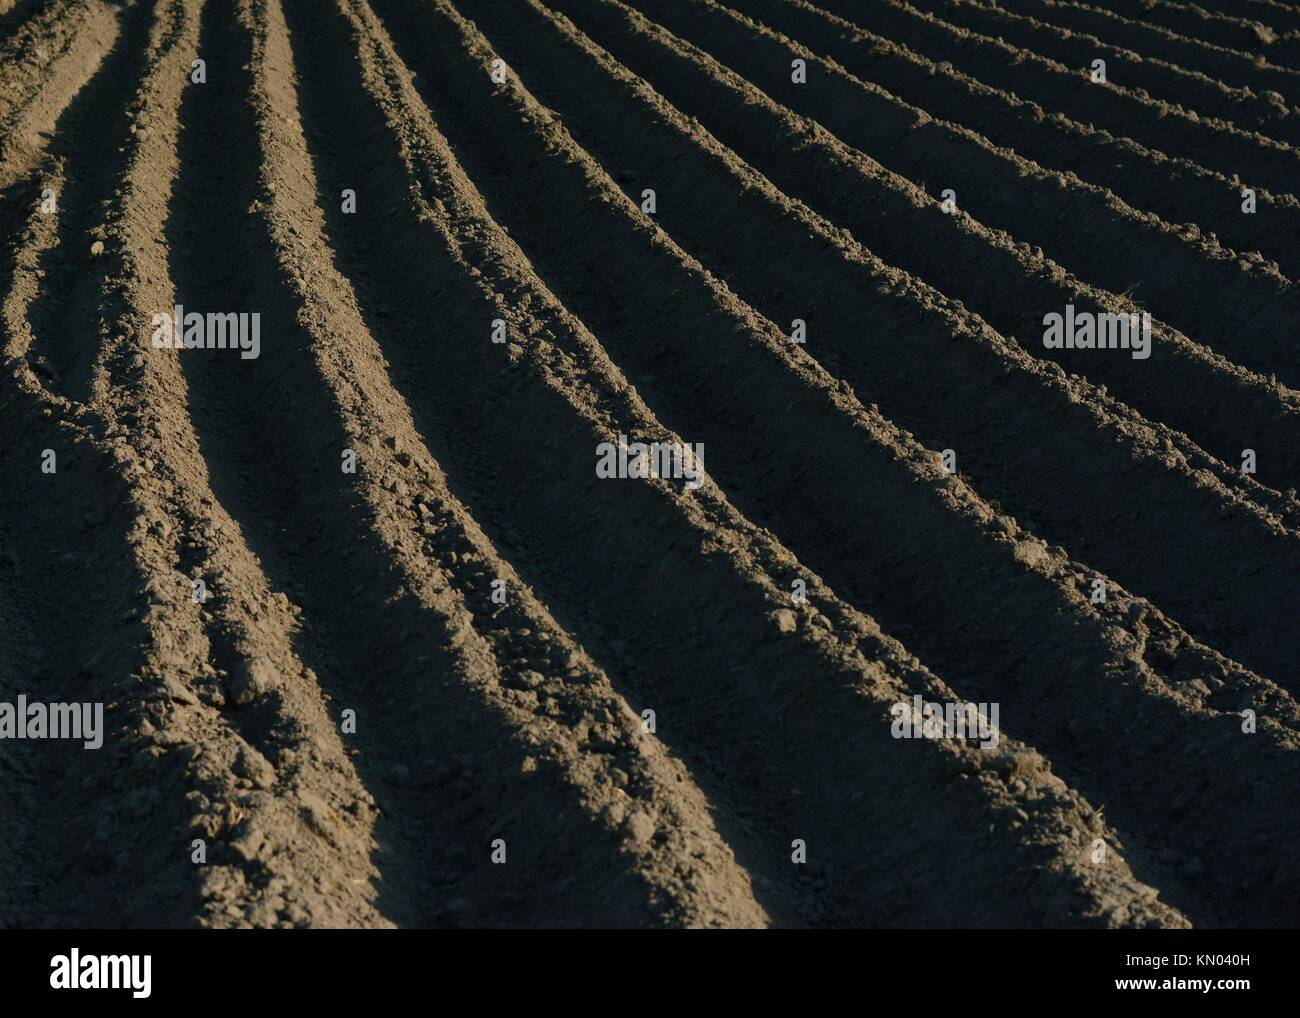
{"left": 756, "top": 0, "right": 1300, "bottom": 286}
{"left": 803, "top": 0, "right": 1300, "bottom": 202}
{"left": 284, "top": 0, "right": 1194, "bottom": 927}
{"left": 597, "top": 0, "right": 1300, "bottom": 506}
{"left": 993, "top": 0, "right": 1300, "bottom": 105}
{"left": 905, "top": 0, "right": 1300, "bottom": 145}
{"left": 363, "top": 0, "right": 1300, "bottom": 927}
{"left": 464, "top": 0, "right": 1300, "bottom": 693}
{"left": 169, "top": 0, "right": 767, "bottom": 928}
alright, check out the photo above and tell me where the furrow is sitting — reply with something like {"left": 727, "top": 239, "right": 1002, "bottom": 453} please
{"left": 0, "top": 0, "right": 350, "bottom": 928}
{"left": 906, "top": 0, "right": 1300, "bottom": 144}
{"left": 0, "top": 0, "right": 76, "bottom": 124}
{"left": 42, "top": 0, "right": 394, "bottom": 928}
{"left": 994, "top": 0, "right": 1300, "bottom": 105}
{"left": 171, "top": 0, "right": 771, "bottom": 929}
{"left": 370, "top": 0, "right": 1300, "bottom": 927}
{"left": 540, "top": 0, "right": 1300, "bottom": 686}
{"left": 301, "top": 0, "right": 1194, "bottom": 927}
{"left": 560, "top": 0, "right": 1300, "bottom": 516}
{"left": 0, "top": 0, "right": 117, "bottom": 193}
{"left": 715, "top": 0, "right": 1300, "bottom": 374}
{"left": 1102, "top": 0, "right": 1290, "bottom": 55}
{"left": 1195, "top": 0, "right": 1300, "bottom": 34}
{"left": 747, "top": 0, "right": 1300, "bottom": 287}
{"left": 0, "top": 358, "right": 207, "bottom": 926}
{"left": 805, "top": 0, "right": 1300, "bottom": 202}
{"left": 24, "top": 0, "right": 155, "bottom": 403}
{"left": 0, "top": 175, "right": 211, "bottom": 923}
{"left": 3, "top": 0, "right": 1294, "bottom": 932}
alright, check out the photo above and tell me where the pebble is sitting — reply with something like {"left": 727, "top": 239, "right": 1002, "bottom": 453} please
{"left": 771, "top": 609, "right": 798, "bottom": 635}
{"left": 625, "top": 810, "right": 655, "bottom": 845}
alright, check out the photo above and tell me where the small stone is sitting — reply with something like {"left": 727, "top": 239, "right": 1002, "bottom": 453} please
{"left": 89, "top": 240, "right": 104, "bottom": 256}
{"left": 625, "top": 810, "right": 655, "bottom": 845}
{"left": 1013, "top": 540, "right": 1046, "bottom": 569}
{"left": 771, "top": 609, "right": 797, "bottom": 635}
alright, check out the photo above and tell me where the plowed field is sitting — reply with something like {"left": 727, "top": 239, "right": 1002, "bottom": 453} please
{"left": 2, "top": 0, "right": 1299, "bottom": 928}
